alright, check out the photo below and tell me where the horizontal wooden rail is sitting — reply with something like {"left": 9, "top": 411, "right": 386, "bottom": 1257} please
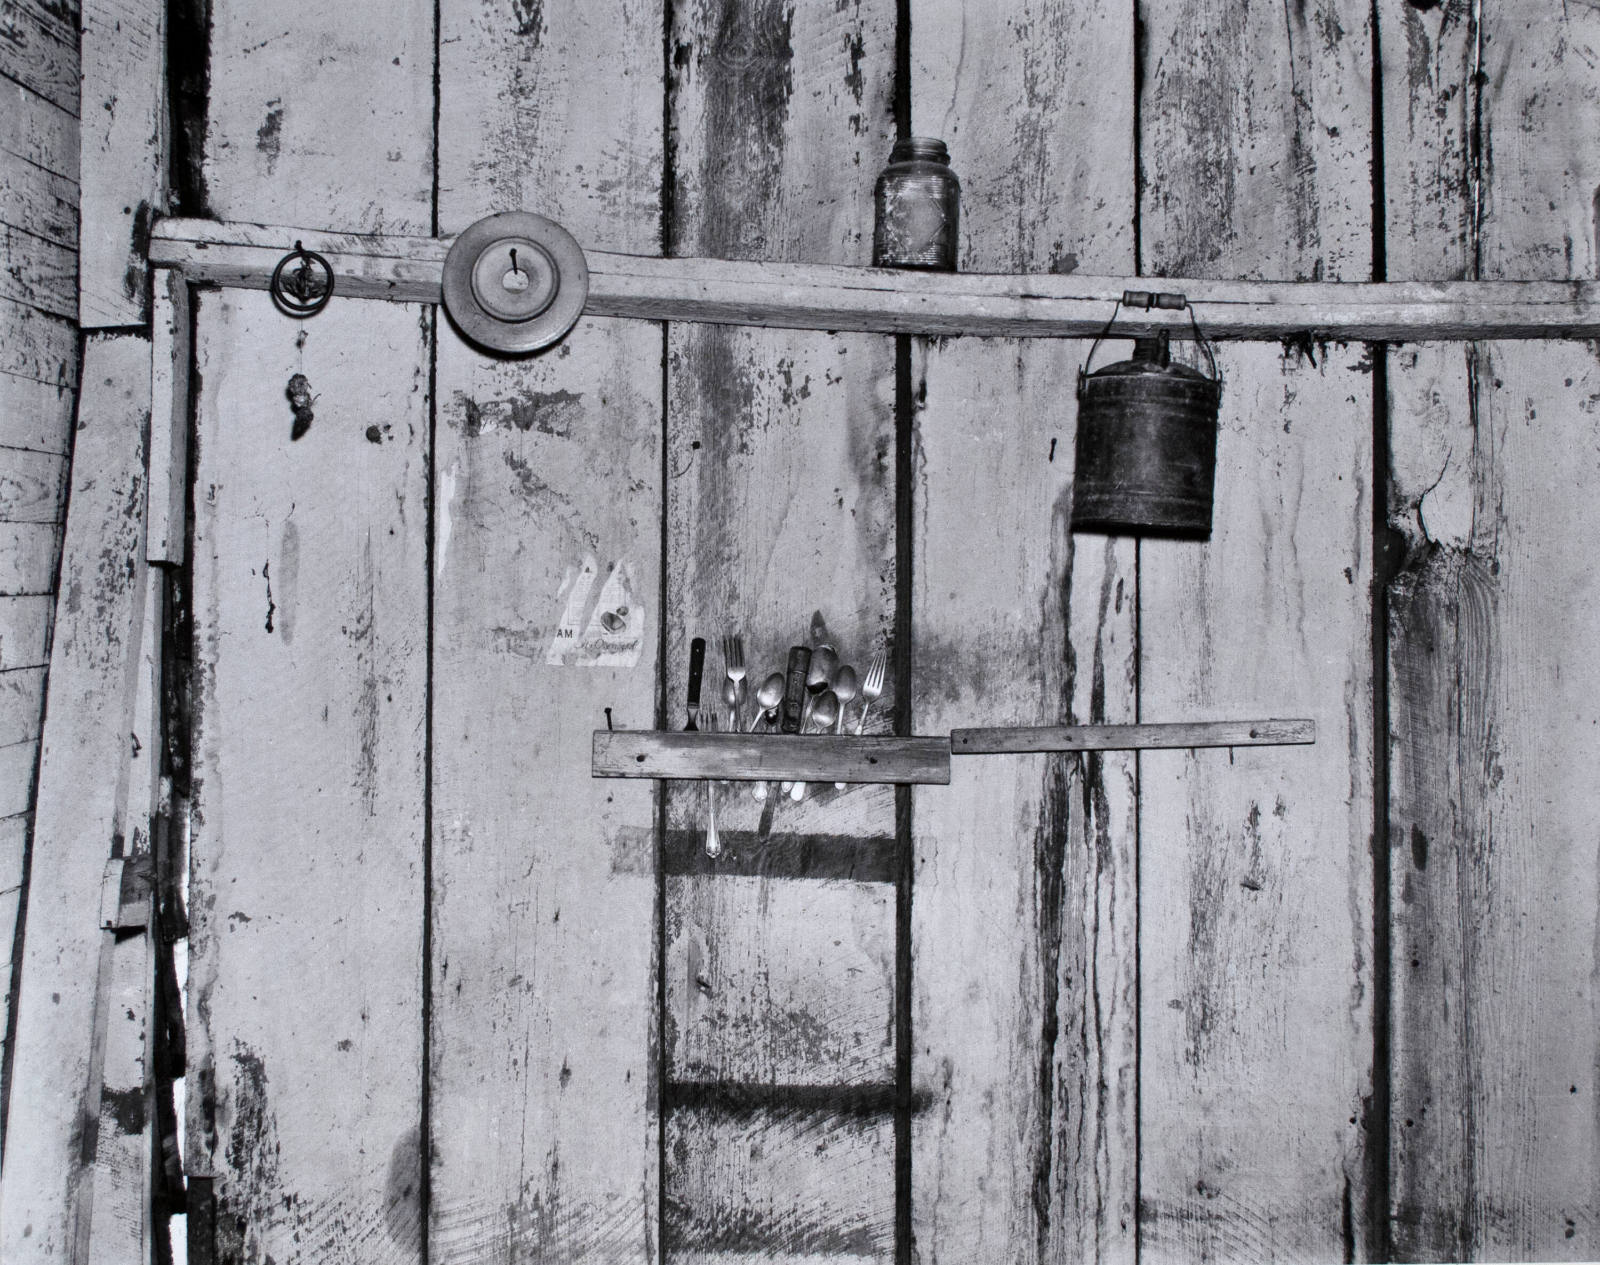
{"left": 593, "top": 731, "right": 953, "bottom": 784}
{"left": 152, "top": 216, "right": 1600, "bottom": 341}
{"left": 951, "top": 718, "right": 1316, "bottom": 754}
{"left": 595, "top": 719, "right": 1314, "bottom": 783}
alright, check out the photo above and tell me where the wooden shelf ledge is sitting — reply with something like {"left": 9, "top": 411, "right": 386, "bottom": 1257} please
{"left": 593, "top": 718, "right": 1314, "bottom": 785}
{"left": 593, "top": 731, "right": 953, "bottom": 785}
{"left": 152, "top": 216, "right": 1600, "bottom": 341}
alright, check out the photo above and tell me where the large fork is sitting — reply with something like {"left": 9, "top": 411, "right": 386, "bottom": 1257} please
{"left": 696, "top": 707, "right": 721, "bottom": 858}
{"left": 855, "top": 648, "right": 887, "bottom": 734}
{"left": 721, "top": 632, "right": 747, "bottom": 732}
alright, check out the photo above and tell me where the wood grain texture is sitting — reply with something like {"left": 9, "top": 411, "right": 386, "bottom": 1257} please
{"left": 1136, "top": 2, "right": 1376, "bottom": 1260}
{"left": 0, "top": 522, "right": 61, "bottom": 593}
{"left": 79, "top": 0, "right": 165, "bottom": 327}
{"left": 0, "top": 739, "right": 38, "bottom": 817}
{"left": 594, "top": 731, "right": 950, "bottom": 784}
{"left": 1383, "top": 2, "right": 1600, "bottom": 1257}
{"left": 202, "top": 0, "right": 433, "bottom": 234}
{"left": 0, "top": 593, "right": 53, "bottom": 668}
{"left": 427, "top": 1, "right": 663, "bottom": 1261}
{"left": 154, "top": 215, "right": 1600, "bottom": 341}
{"left": 1, "top": 75, "right": 80, "bottom": 177}
{"left": 665, "top": 0, "right": 897, "bottom": 1256}
{"left": 0, "top": 664, "right": 46, "bottom": 744}
{"left": 145, "top": 271, "right": 188, "bottom": 564}
{"left": 186, "top": 291, "right": 428, "bottom": 1265}
{"left": 908, "top": 3, "right": 1138, "bottom": 1261}
{"left": 0, "top": 445, "right": 69, "bottom": 522}
{"left": 0, "top": 135, "right": 76, "bottom": 248}
{"left": 0, "top": 296, "right": 78, "bottom": 387}
{"left": 183, "top": 5, "right": 434, "bottom": 1259}
{"left": 951, "top": 720, "right": 1316, "bottom": 754}
{"left": 0, "top": 0, "right": 79, "bottom": 117}
{"left": 0, "top": 332, "right": 149, "bottom": 1262}
{"left": 0, "top": 360, "right": 76, "bottom": 455}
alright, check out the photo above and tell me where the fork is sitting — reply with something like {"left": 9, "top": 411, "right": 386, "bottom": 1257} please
{"left": 721, "top": 633, "right": 746, "bottom": 732}
{"left": 855, "top": 648, "right": 887, "bottom": 734}
{"left": 697, "top": 706, "right": 721, "bottom": 858}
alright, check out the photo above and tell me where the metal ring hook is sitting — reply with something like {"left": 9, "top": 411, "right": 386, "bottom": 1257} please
{"left": 269, "top": 240, "right": 335, "bottom": 318}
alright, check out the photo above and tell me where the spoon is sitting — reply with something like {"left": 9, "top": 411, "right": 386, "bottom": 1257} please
{"left": 722, "top": 676, "right": 738, "bottom": 731}
{"left": 748, "top": 672, "right": 784, "bottom": 732}
{"left": 802, "top": 645, "right": 839, "bottom": 728}
{"left": 830, "top": 665, "right": 858, "bottom": 788}
{"left": 750, "top": 671, "right": 784, "bottom": 800}
{"left": 791, "top": 689, "right": 839, "bottom": 802}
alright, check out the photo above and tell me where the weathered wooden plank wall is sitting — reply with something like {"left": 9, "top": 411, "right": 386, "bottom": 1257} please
{"left": 1386, "top": 2, "right": 1600, "bottom": 1258}
{"left": 909, "top": 2, "right": 1138, "bottom": 1262}
{"left": 1136, "top": 1, "right": 1379, "bottom": 1260}
{"left": 0, "top": 0, "right": 78, "bottom": 1169}
{"left": 3, "top": 0, "right": 1592, "bottom": 1259}
{"left": 662, "top": 2, "right": 899, "bottom": 1257}
{"left": 427, "top": 0, "right": 663, "bottom": 1259}
{"left": 183, "top": 1, "right": 434, "bottom": 1260}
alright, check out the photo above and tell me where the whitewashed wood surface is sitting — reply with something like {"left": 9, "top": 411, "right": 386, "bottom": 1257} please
{"left": 1384, "top": 2, "right": 1600, "bottom": 1258}
{"left": 908, "top": 1, "right": 1138, "bottom": 1262}
{"left": 427, "top": 4, "right": 664, "bottom": 1256}
{"left": 0, "top": 332, "right": 150, "bottom": 1261}
{"left": 1136, "top": 1, "right": 1378, "bottom": 1261}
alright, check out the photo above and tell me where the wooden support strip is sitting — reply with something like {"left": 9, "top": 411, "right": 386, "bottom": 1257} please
{"left": 151, "top": 214, "right": 1600, "bottom": 340}
{"left": 952, "top": 717, "right": 1315, "bottom": 754}
{"left": 593, "top": 732, "right": 951, "bottom": 786}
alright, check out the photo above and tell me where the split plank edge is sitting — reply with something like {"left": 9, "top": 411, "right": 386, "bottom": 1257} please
{"left": 150, "top": 217, "right": 1600, "bottom": 341}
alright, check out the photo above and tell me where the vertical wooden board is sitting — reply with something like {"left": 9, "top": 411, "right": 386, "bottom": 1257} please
{"left": 186, "top": 291, "right": 428, "bottom": 1264}
{"left": 908, "top": 3, "right": 1137, "bottom": 1262}
{"left": 79, "top": 0, "right": 166, "bottom": 327}
{"left": 1383, "top": 2, "right": 1600, "bottom": 1257}
{"left": 1136, "top": 2, "right": 1376, "bottom": 1260}
{"left": 427, "top": 325, "right": 663, "bottom": 1263}
{"left": 203, "top": 0, "right": 433, "bottom": 233}
{"left": 146, "top": 271, "right": 190, "bottom": 565}
{"left": 665, "top": 0, "right": 897, "bottom": 1256}
{"left": 0, "top": 331, "right": 148, "bottom": 1262}
{"left": 184, "top": 2, "right": 435, "bottom": 1258}
{"left": 427, "top": 2, "right": 663, "bottom": 1261}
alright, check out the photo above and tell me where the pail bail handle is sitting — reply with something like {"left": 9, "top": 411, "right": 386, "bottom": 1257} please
{"left": 1079, "top": 290, "right": 1220, "bottom": 392}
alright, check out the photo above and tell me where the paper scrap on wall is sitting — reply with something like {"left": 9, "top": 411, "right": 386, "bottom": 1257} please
{"left": 547, "top": 554, "right": 644, "bottom": 667}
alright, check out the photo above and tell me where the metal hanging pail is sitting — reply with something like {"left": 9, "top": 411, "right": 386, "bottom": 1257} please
{"left": 1070, "top": 292, "right": 1223, "bottom": 538}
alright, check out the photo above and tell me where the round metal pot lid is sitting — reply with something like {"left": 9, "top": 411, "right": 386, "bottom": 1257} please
{"left": 442, "top": 211, "right": 589, "bottom": 354}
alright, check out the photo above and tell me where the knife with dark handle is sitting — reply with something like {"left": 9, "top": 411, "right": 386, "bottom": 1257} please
{"left": 685, "top": 636, "right": 707, "bottom": 730}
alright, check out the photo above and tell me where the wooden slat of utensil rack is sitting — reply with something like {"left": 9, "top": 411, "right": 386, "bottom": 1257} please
{"left": 593, "top": 732, "right": 952, "bottom": 784}
{"left": 952, "top": 718, "right": 1316, "bottom": 754}
{"left": 150, "top": 216, "right": 1600, "bottom": 341}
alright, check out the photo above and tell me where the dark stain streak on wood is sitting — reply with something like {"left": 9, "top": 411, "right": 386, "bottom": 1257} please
{"left": 681, "top": 0, "right": 795, "bottom": 258}
{"left": 661, "top": 827, "right": 896, "bottom": 882}
{"left": 101, "top": 1084, "right": 147, "bottom": 1136}
{"left": 510, "top": 0, "right": 545, "bottom": 45}
{"left": 383, "top": 1124, "right": 422, "bottom": 1250}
